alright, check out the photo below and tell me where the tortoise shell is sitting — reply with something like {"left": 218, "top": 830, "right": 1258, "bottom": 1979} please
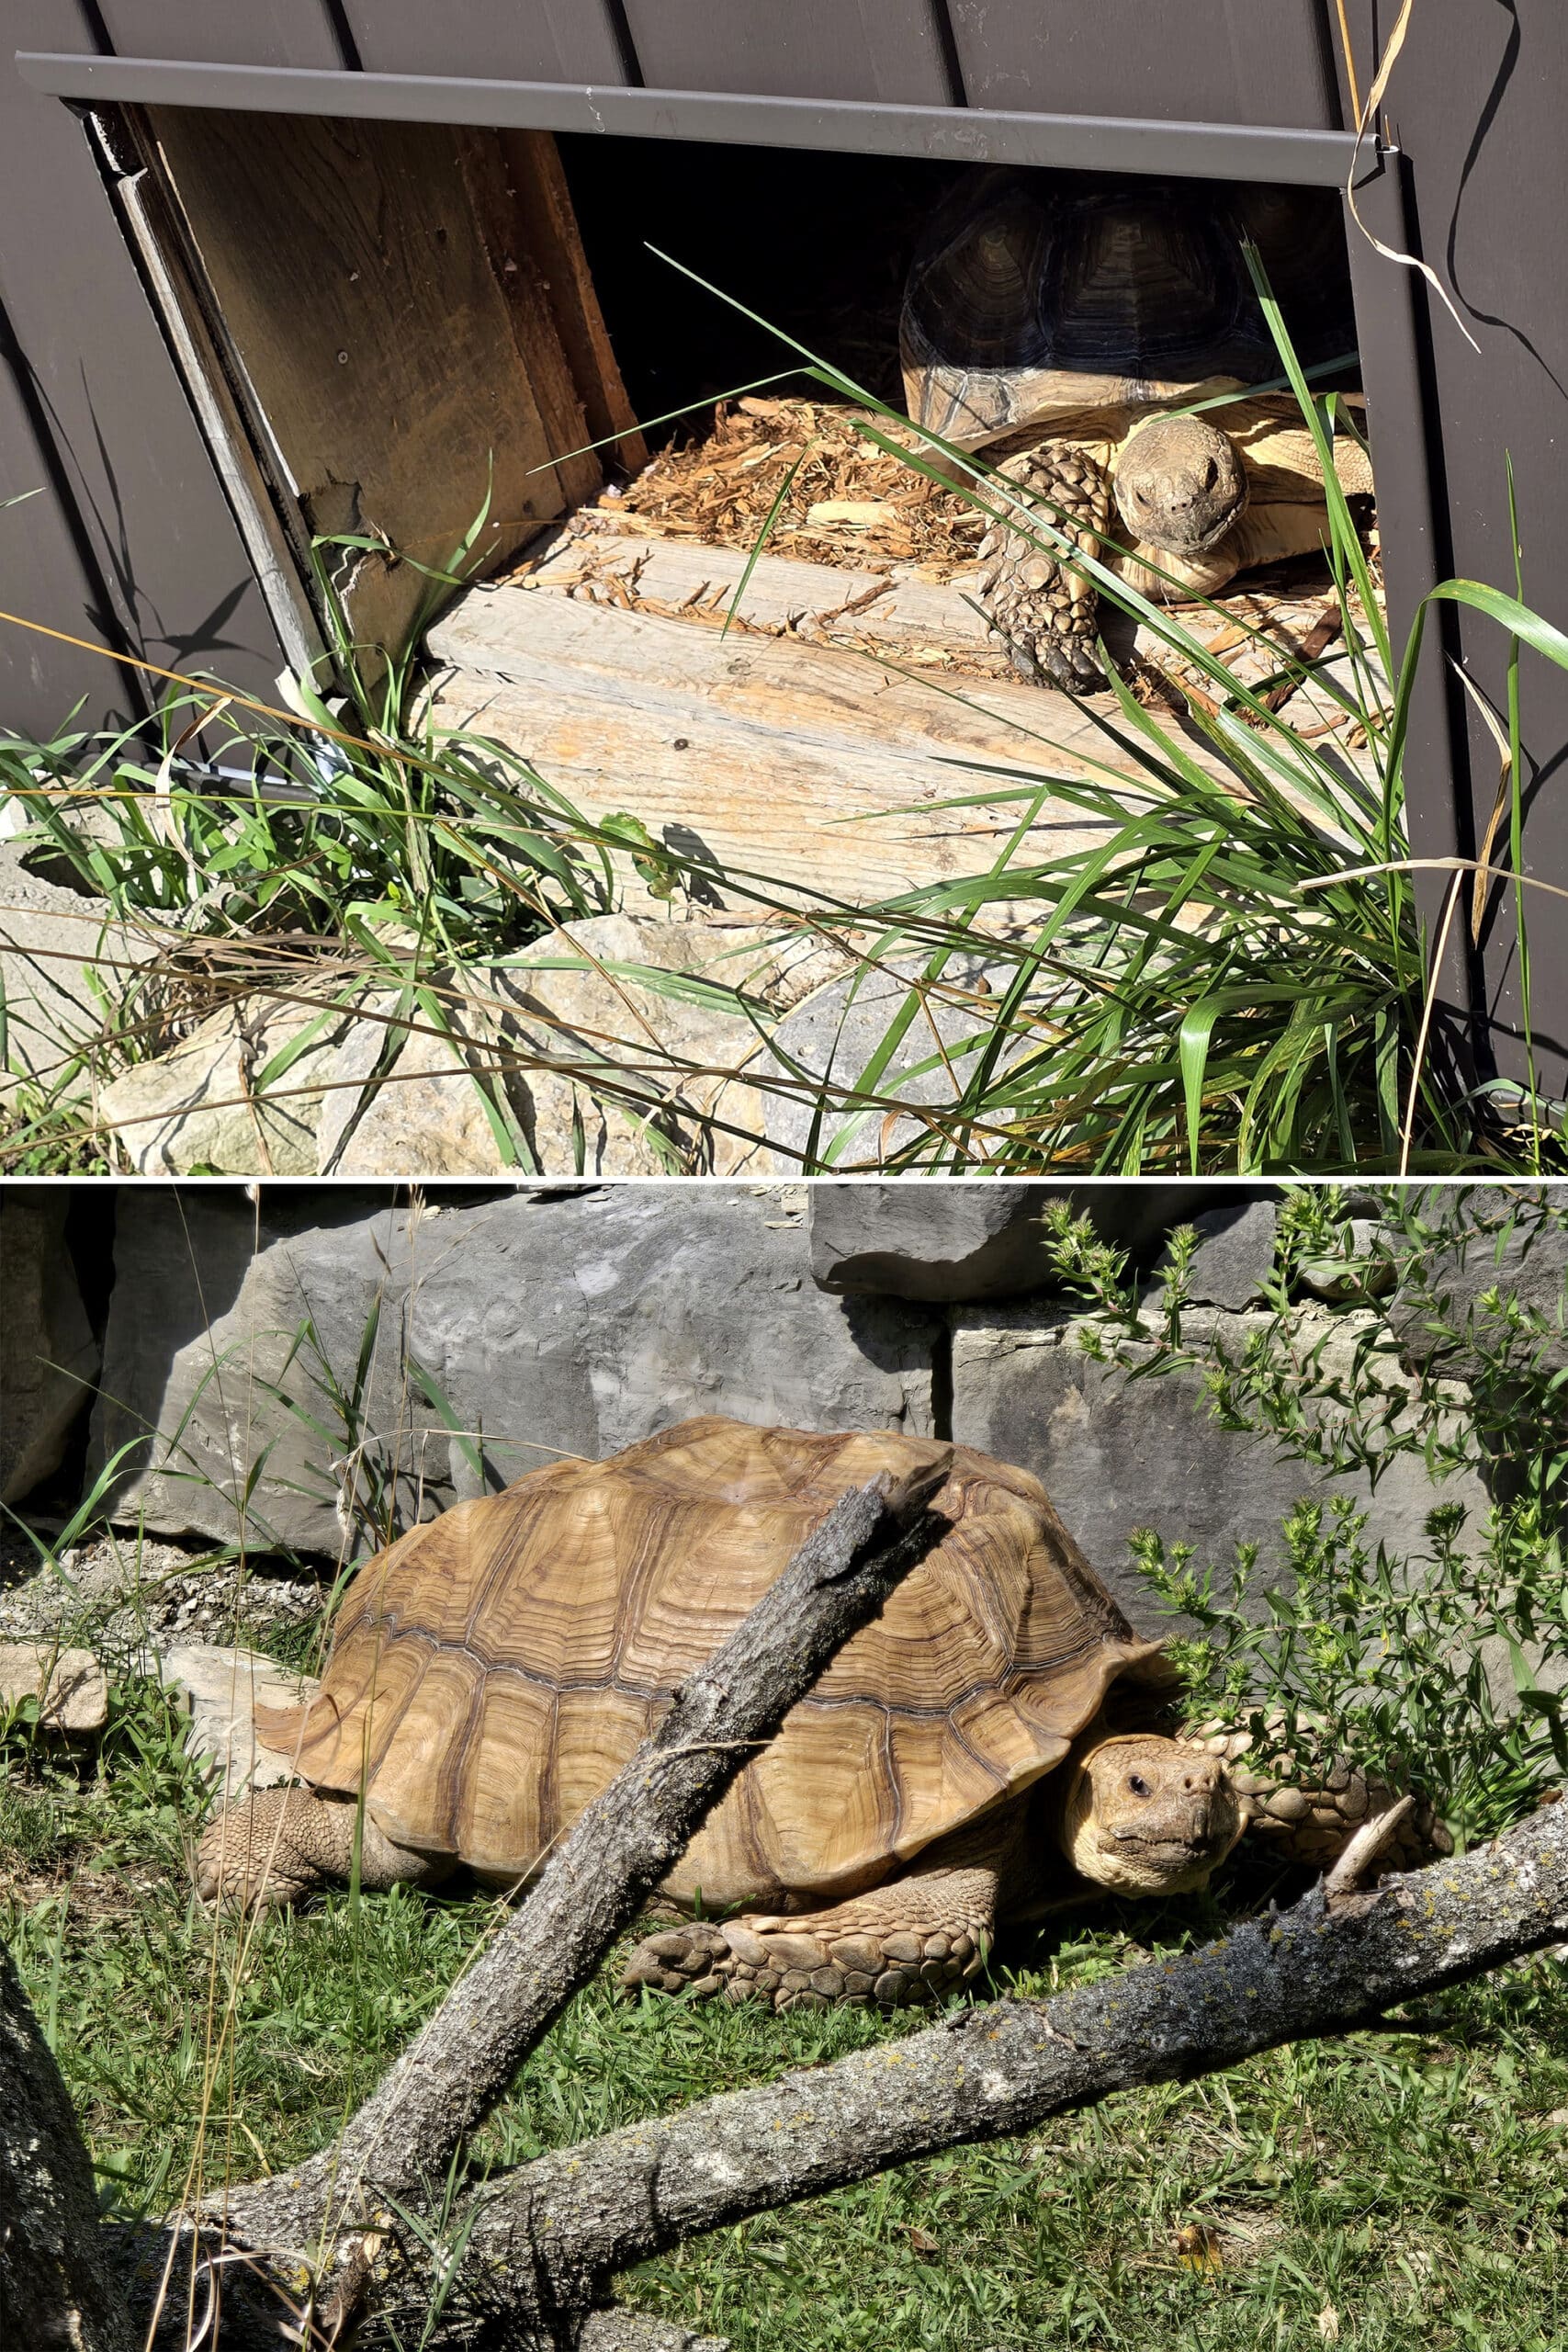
{"left": 902, "top": 168, "right": 1356, "bottom": 447}
{"left": 254, "top": 1417, "right": 1168, "bottom": 1909}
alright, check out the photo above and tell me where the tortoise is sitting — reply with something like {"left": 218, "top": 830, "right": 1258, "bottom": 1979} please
{"left": 899, "top": 170, "right": 1371, "bottom": 690}
{"left": 198, "top": 1418, "right": 1441, "bottom": 2014}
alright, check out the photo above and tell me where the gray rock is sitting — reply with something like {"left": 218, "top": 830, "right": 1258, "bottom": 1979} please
{"left": 0, "top": 1643, "right": 107, "bottom": 1734}
{"left": 101, "top": 915, "right": 839, "bottom": 1180}
{"left": 950, "top": 1302, "right": 1488, "bottom": 1634}
{"left": 808, "top": 1182, "right": 1215, "bottom": 1302}
{"left": 93, "top": 1188, "right": 940, "bottom": 1555}
{"left": 1160, "top": 1197, "right": 1279, "bottom": 1310}
{"left": 466, "top": 915, "right": 837, "bottom": 1181}
{"left": 1296, "top": 1219, "right": 1397, "bottom": 1304}
{"left": 91, "top": 1189, "right": 444, "bottom": 1555}
{"left": 1, "top": 1193, "right": 99, "bottom": 1503}
{"left": 1387, "top": 1186, "right": 1568, "bottom": 1381}
{"left": 757, "top": 951, "right": 1020, "bottom": 1169}
{"left": 100, "top": 994, "right": 361, "bottom": 1177}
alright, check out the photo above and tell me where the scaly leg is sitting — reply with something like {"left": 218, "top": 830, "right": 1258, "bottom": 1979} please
{"left": 621, "top": 1865, "right": 998, "bottom": 2014}
{"left": 197, "top": 1787, "right": 455, "bottom": 1912}
{"left": 975, "top": 443, "right": 1112, "bottom": 692}
{"left": 1181, "top": 1725, "right": 1452, "bottom": 1871}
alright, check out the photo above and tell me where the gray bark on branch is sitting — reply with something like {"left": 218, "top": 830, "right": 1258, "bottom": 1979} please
{"left": 452, "top": 1794, "right": 1568, "bottom": 2335}
{"left": 0, "top": 1938, "right": 136, "bottom": 2352}
{"left": 208, "top": 1457, "right": 953, "bottom": 2259}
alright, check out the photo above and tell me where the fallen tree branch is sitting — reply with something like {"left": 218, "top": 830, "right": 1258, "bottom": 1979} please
{"left": 207, "top": 1455, "right": 952, "bottom": 2266}
{"left": 441, "top": 1792, "right": 1568, "bottom": 2341}
{"left": 0, "top": 1939, "right": 136, "bottom": 2352}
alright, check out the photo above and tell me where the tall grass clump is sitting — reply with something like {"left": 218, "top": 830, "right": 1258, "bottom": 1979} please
{"left": 652, "top": 240, "right": 1568, "bottom": 1175}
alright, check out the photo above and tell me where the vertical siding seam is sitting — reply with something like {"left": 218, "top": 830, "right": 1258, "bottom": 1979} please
{"left": 321, "top": 1, "right": 366, "bottom": 74}
{"left": 929, "top": 0, "right": 969, "bottom": 109}
{"left": 602, "top": 0, "right": 645, "bottom": 87}
{"left": 74, "top": 0, "right": 114, "bottom": 54}
{"left": 1308, "top": 0, "right": 1350, "bottom": 132}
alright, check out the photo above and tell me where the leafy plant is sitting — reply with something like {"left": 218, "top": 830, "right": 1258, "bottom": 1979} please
{"left": 1039, "top": 1188, "right": 1568, "bottom": 1845}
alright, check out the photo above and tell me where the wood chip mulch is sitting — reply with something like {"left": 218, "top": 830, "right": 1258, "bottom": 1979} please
{"left": 589, "top": 394, "right": 987, "bottom": 575}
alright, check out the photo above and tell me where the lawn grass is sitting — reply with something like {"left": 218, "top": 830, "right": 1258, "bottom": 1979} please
{"left": 4, "top": 1671, "right": 1563, "bottom": 2352}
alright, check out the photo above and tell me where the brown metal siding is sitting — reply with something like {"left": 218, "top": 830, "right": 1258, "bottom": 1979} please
{"left": 341, "top": 2, "right": 632, "bottom": 84}
{"left": 618, "top": 0, "right": 959, "bottom": 106}
{"left": 946, "top": 1, "right": 1344, "bottom": 129}
{"left": 1371, "top": 1, "right": 1568, "bottom": 1077}
{"left": 0, "top": 1, "right": 282, "bottom": 738}
{"left": 96, "top": 1, "right": 345, "bottom": 69}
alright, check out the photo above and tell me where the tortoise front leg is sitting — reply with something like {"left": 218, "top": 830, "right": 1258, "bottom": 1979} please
{"left": 197, "top": 1787, "right": 456, "bottom": 1912}
{"left": 975, "top": 443, "right": 1112, "bottom": 692}
{"left": 622, "top": 1866, "right": 998, "bottom": 2015}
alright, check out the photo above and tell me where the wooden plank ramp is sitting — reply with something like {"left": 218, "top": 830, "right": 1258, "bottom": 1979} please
{"left": 424, "top": 545, "right": 1251, "bottom": 917}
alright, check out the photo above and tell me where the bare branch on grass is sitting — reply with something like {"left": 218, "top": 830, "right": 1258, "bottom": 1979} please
{"left": 443, "top": 1792, "right": 1568, "bottom": 2344}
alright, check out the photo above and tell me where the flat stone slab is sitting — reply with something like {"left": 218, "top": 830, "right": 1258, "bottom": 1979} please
{"left": 153, "top": 1643, "right": 319, "bottom": 1803}
{"left": 0, "top": 1642, "right": 108, "bottom": 1733}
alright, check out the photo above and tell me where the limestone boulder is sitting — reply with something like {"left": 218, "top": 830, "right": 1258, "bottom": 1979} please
{"left": 0, "top": 1193, "right": 99, "bottom": 1503}
{"left": 92, "top": 1187, "right": 940, "bottom": 1555}
{"left": 99, "top": 916, "right": 843, "bottom": 1180}
{"left": 756, "top": 950, "right": 1022, "bottom": 1169}
{"left": 90, "top": 1188, "right": 434, "bottom": 1554}
{"left": 0, "top": 845, "right": 149, "bottom": 1102}
{"left": 1387, "top": 1186, "right": 1568, "bottom": 1381}
{"left": 808, "top": 1182, "right": 1214, "bottom": 1301}
{"left": 950, "top": 1301, "right": 1489, "bottom": 1634}
{"left": 0, "top": 1643, "right": 107, "bottom": 1734}
{"left": 1145, "top": 1196, "right": 1280, "bottom": 1310}
{"left": 100, "top": 994, "right": 361, "bottom": 1176}
{"left": 320, "top": 916, "right": 839, "bottom": 1179}
{"left": 152, "top": 1644, "right": 318, "bottom": 1804}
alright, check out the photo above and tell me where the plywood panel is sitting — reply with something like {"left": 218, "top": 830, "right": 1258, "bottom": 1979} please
{"left": 342, "top": 1, "right": 630, "bottom": 83}
{"left": 946, "top": 0, "right": 1342, "bottom": 130}
{"left": 148, "top": 108, "right": 581, "bottom": 671}
{"left": 621, "top": 0, "right": 957, "bottom": 105}
{"left": 483, "top": 131, "right": 646, "bottom": 482}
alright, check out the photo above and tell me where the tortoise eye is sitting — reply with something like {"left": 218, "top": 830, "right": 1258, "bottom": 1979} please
{"left": 1128, "top": 1773, "right": 1150, "bottom": 1798}
{"left": 1201, "top": 458, "right": 1218, "bottom": 490}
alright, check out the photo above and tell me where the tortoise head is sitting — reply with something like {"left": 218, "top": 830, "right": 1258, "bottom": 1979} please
{"left": 1112, "top": 413, "right": 1248, "bottom": 558}
{"left": 1056, "top": 1731, "right": 1243, "bottom": 1895}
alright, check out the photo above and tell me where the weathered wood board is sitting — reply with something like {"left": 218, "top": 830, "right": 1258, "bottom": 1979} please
{"left": 520, "top": 525, "right": 997, "bottom": 661}
{"left": 426, "top": 579, "right": 1226, "bottom": 913}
